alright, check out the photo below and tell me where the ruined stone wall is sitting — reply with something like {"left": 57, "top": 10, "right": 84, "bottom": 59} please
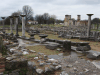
{"left": 64, "top": 15, "right": 88, "bottom": 26}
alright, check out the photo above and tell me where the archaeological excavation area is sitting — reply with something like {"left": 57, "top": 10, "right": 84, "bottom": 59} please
{"left": 0, "top": 14, "right": 100, "bottom": 75}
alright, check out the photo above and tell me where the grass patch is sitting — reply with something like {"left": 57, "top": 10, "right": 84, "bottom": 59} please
{"left": 6, "top": 30, "right": 30, "bottom": 38}
{"left": 91, "top": 29, "right": 100, "bottom": 32}
{"left": 5, "top": 26, "right": 100, "bottom": 52}
{"left": 25, "top": 54, "right": 36, "bottom": 59}
{"left": 30, "top": 24, "right": 65, "bottom": 28}
{"left": 26, "top": 45, "right": 61, "bottom": 55}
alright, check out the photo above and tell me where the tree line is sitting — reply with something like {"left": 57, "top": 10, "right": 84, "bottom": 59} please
{"left": 0, "top": 5, "right": 63, "bottom": 25}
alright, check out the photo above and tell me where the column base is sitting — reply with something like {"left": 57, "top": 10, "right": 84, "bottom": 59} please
{"left": 21, "top": 36, "right": 26, "bottom": 39}
{"left": 15, "top": 34, "right": 19, "bottom": 37}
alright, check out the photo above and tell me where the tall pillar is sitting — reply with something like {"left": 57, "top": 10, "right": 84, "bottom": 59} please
{"left": 20, "top": 15, "right": 26, "bottom": 38}
{"left": 65, "top": 15, "right": 69, "bottom": 26}
{"left": 14, "top": 17, "right": 16, "bottom": 30}
{"left": 9, "top": 16, "right": 13, "bottom": 34}
{"left": 87, "top": 14, "right": 93, "bottom": 37}
{"left": 77, "top": 15, "right": 80, "bottom": 21}
{"left": 93, "top": 24, "right": 95, "bottom": 29}
{"left": 14, "top": 16, "right": 19, "bottom": 37}
{"left": 65, "top": 15, "right": 69, "bottom": 21}
{"left": 1, "top": 17, "right": 5, "bottom": 32}
{"left": 97, "top": 23, "right": 99, "bottom": 30}
{"left": 68, "top": 15, "right": 71, "bottom": 20}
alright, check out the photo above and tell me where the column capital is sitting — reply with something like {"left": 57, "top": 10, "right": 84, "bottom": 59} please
{"left": 87, "top": 14, "right": 94, "bottom": 16}
{"left": 1, "top": 17, "right": 5, "bottom": 19}
{"left": 20, "top": 15, "right": 26, "bottom": 17}
{"left": 65, "top": 15, "right": 69, "bottom": 16}
{"left": 14, "top": 15, "right": 19, "bottom": 18}
{"left": 9, "top": 16, "right": 13, "bottom": 18}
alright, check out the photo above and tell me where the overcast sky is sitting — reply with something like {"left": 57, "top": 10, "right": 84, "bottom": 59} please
{"left": 0, "top": 0, "right": 100, "bottom": 20}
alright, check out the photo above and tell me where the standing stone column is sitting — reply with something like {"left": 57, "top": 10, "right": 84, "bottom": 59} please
{"left": 63, "top": 40, "right": 71, "bottom": 51}
{"left": 14, "top": 16, "right": 19, "bottom": 37}
{"left": 97, "top": 23, "right": 99, "bottom": 30}
{"left": 93, "top": 24, "right": 95, "bottom": 29}
{"left": 87, "top": 14, "right": 93, "bottom": 37}
{"left": 98, "top": 23, "right": 100, "bottom": 30}
{"left": 20, "top": 15, "right": 26, "bottom": 38}
{"left": 0, "top": 36, "right": 3, "bottom": 53}
{"left": 1, "top": 17, "right": 5, "bottom": 32}
{"left": 9, "top": 16, "right": 13, "bottom": 34}
{"left": 77, "top": 15, "right": 81, "bottom": 21}
{"left": 14, "top": 17, "right": 16, "bottom": 30}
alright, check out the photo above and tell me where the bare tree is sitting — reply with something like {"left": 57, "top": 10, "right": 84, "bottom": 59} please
{"left": 35, "top": 15, "right": 44, "bottom": 24}
{"left": 22, "top": 5, "right": 33, "bottom": 25}
{"left": 43, "top": 13, "right": 50, "bottom": 24}
{"left": 50, "top": 15, "right": 56, "bottom": 24}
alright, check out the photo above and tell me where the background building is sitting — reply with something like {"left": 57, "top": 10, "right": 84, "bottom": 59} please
{"left": 64, "top": 15, "right": 88, "bottom": 26}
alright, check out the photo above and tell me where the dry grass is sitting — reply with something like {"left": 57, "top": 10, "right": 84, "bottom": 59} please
{"left": 26, "top": 45, "right": 62, "bottom": 55}
{"left": 6, "top": 30, "right": 100, "bottom": 52}
{"left": 39, "top": 32, "right": 100, "bottom": 52}
{"left": 6, "top": 30, "right": 30, "bottom": 37}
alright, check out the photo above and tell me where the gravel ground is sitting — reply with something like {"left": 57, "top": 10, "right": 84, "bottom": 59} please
{"left": 58, "top": 51, "right": 100, "bottom": 75}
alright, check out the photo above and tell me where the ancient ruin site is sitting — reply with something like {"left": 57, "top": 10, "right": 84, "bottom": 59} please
{"left": 0, "top": 0, "right": 100, "bottom": 75}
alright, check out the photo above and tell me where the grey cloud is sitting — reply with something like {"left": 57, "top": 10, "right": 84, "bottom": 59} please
{"left": 0, "top": 0, "right": 100, "bottom": 20}
{"left": 76, "top": 0, "right": 100, "bottom": 5}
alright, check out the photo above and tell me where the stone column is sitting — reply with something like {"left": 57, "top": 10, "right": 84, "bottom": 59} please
{"left": 9, "top": 16, "right": 13, "bottom": 34}
{"left": 0, "top": 36, "right": 3, "bottom": 53}
{"left": 77, "top": 15, "right": 80, "bottom": 21}
{"left": 68, "top": 15, "right": 71, "bottom": 20}
{"left": 98, "top": 23, "right": 100, "bottom": 30}
{"left": 87, "top": 14, "right": 93, "bottom": 37}
{"left": 63, "top": 40, "right": 71, "bottom": 51}
{"left": 14, "top": 16, "right": 19, "bottom": 37}
{"left": 97, "top": 23, "right": 99, "bottom": 30}
{"left": 14, "top": 17, "right": 16, "bottom": 30}
{"left": 93, "top": 24, "right": 95, "bottom": 29}
{"left": 1, "top": 17, "right": 5, "bottom": 32}
{"left": 65, "top": 15, "right": 69, "bottom": 26}
{"left": 20, "top": 15, "right": 26, "bottom": 38}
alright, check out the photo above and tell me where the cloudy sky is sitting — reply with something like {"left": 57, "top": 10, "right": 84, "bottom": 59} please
{"left": 0, "top": 0, "right": 100, "bottom": 20}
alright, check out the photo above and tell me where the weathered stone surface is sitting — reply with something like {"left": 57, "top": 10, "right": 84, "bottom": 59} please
{"left": 28, "top": 61, "right": 35, "bottom": 69}
{"left": 60, "top": 71, "right": 68, "bottom": 75}
{"left": 36, "top": 69, "right": 43, "bottom": 74}
{"left": 55, "top": 65, "right": 62, "bottom": 70}
{"left": 50, "top": 65, "right": 55, "bottom": 71}
{"left": 57, "top": 48, "right": 62, "bottom": 51}
{"left": 63, "top": 40, "right": 71, "bottom": 51}
{"left": 48, "top": 58, "right": 58, "bottom": 63}
{"left": 34, "top": 57, "right": 38, "bottom": 60}
{"left": 6, "top": 57, "right": 13, "bottom": 61}
{"left": 5, "top": 59, "right": 27, "bottom": 70}
{"left": 76, "top": 45, "right": 91, "bottom": 51}
{"left": 45, "top": 67, "right": 51, "bottom": 72}
{"left": 22, "top": 51, "right": 29, "bottom": 55}
{"left": 12, "top": 51, "right": 23, "bottom": 56}
{"left": 87, "top": 50, "right": 100, "bottom": 59}
{"left": 30, "top": 50, "right": 36, "bottom": 53}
